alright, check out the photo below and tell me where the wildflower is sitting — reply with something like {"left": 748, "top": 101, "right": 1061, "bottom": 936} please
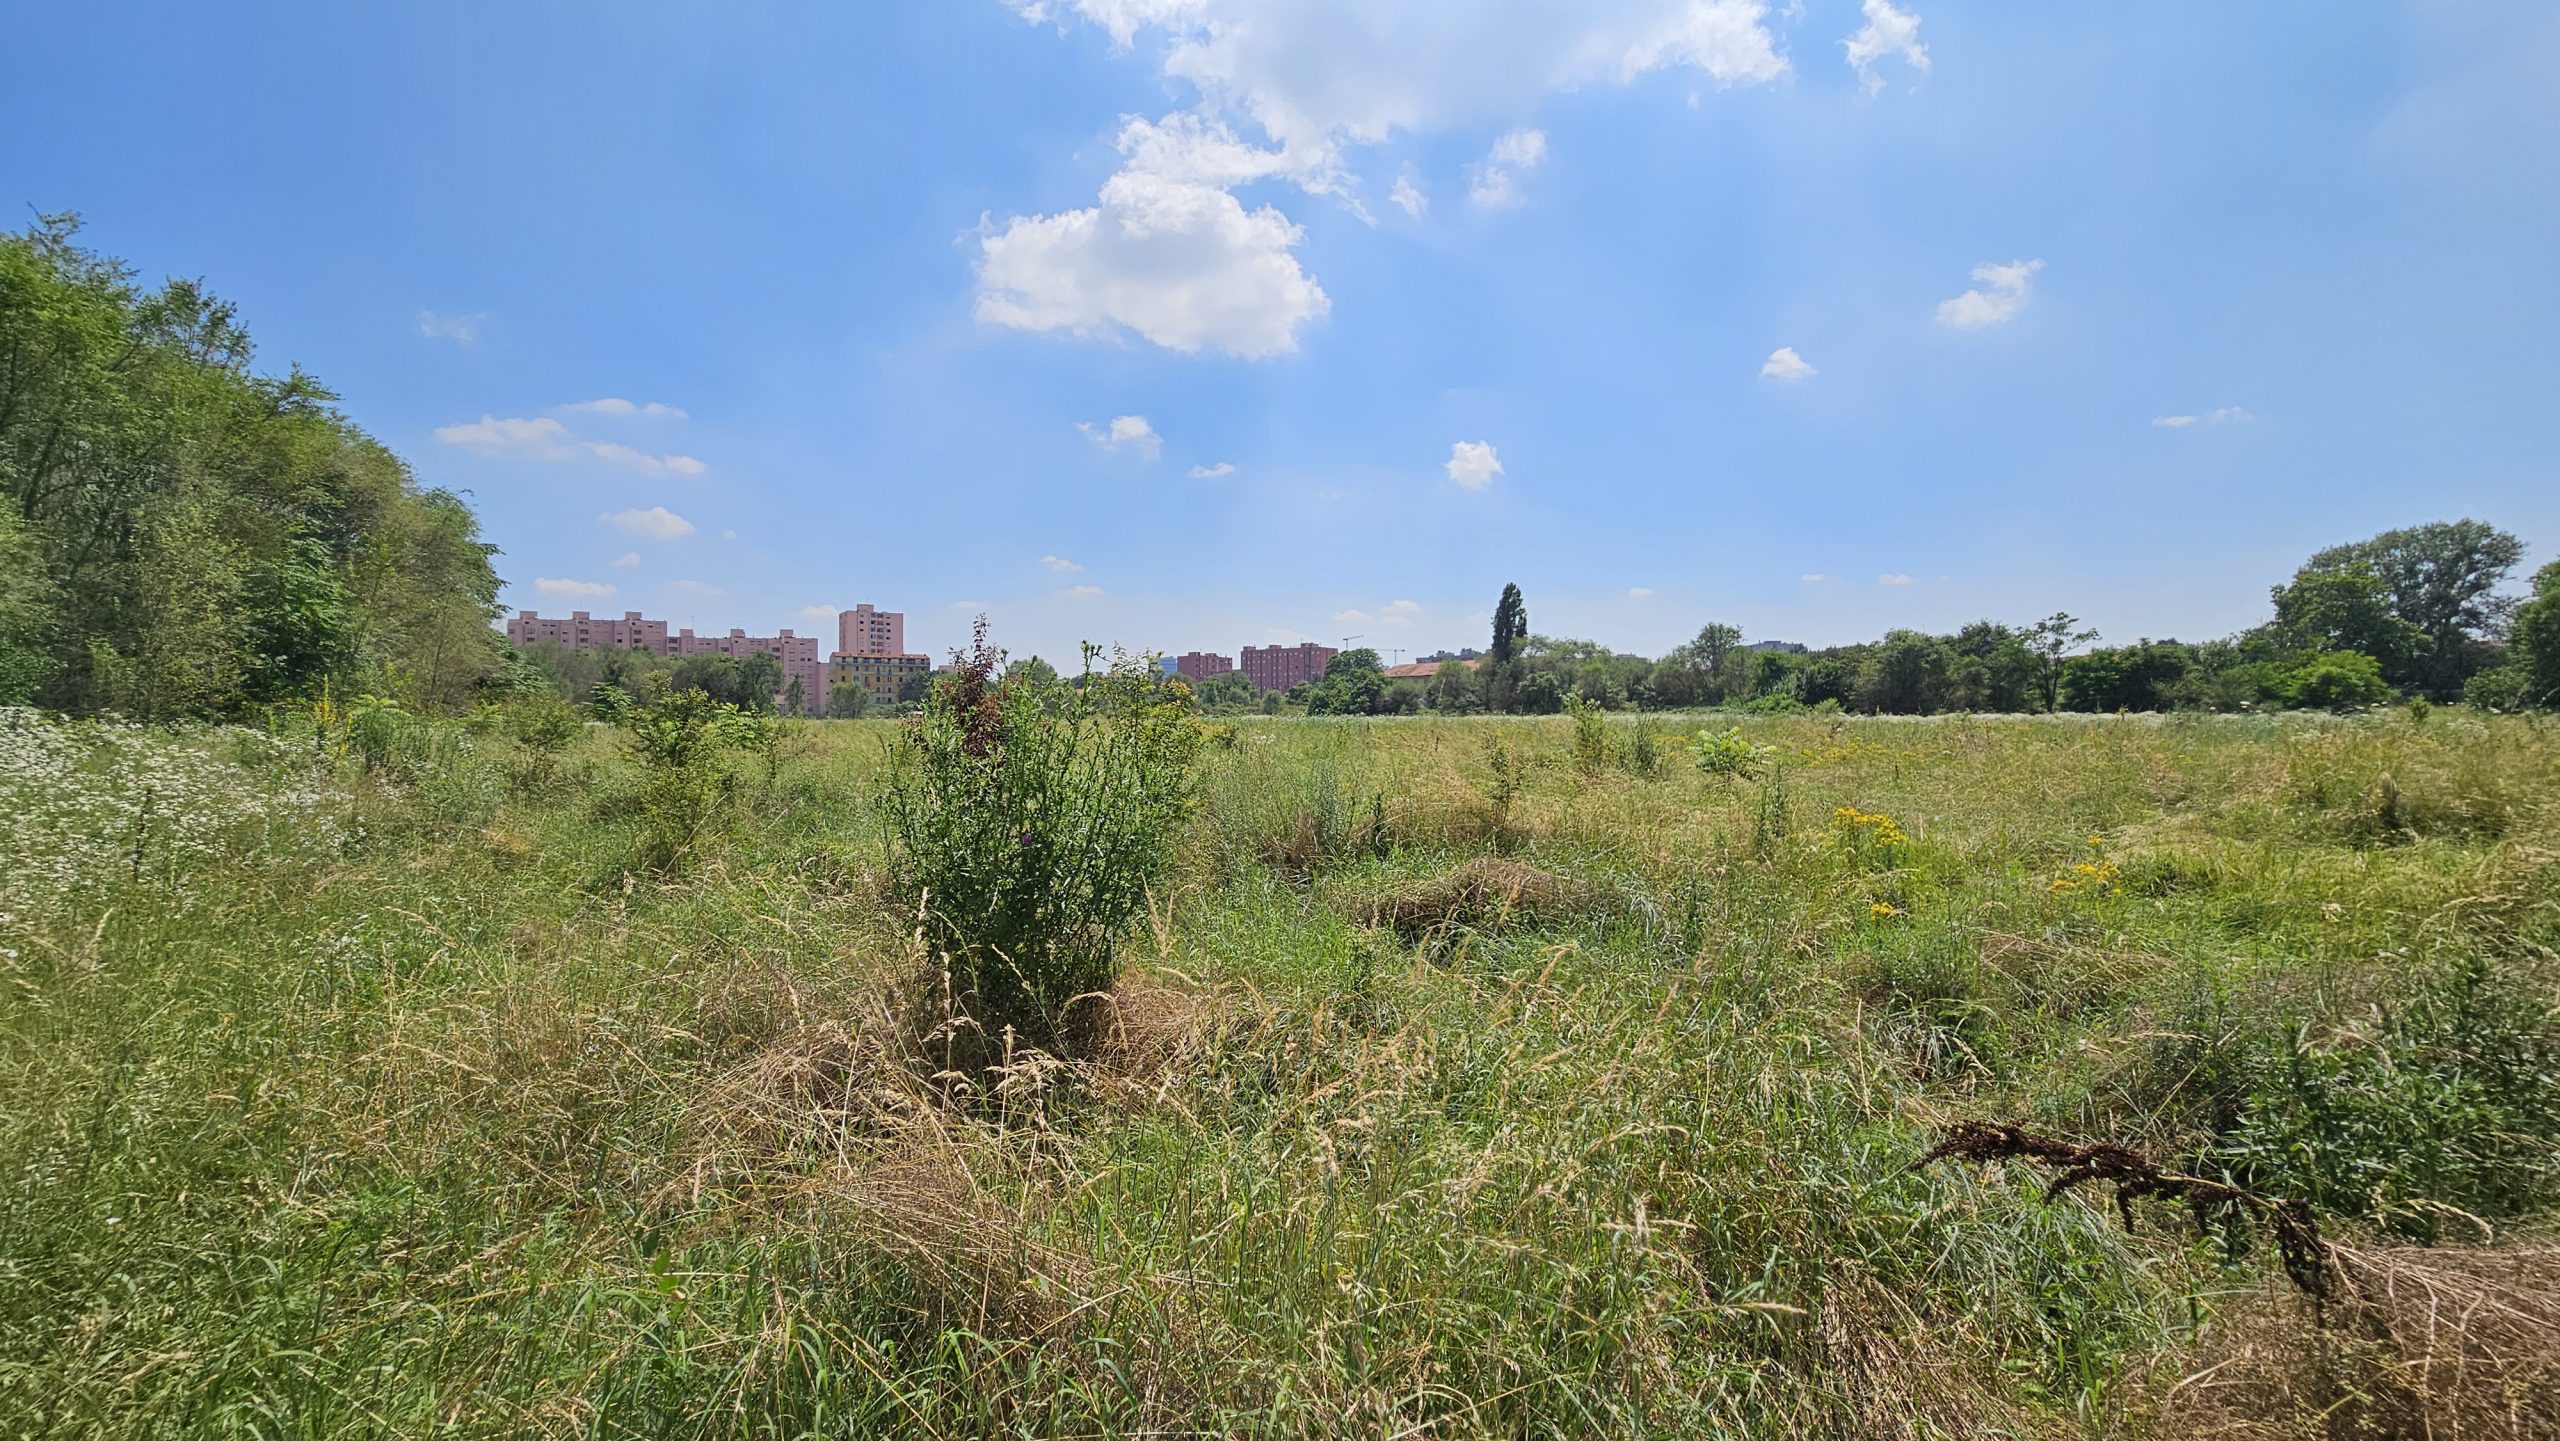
{"left": 1869, "top": 901, "right": 1903, "bottom": 919}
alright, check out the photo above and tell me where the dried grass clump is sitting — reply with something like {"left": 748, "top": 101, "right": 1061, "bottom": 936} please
{"left": 1816, "top": 1281, "right": 2045, "bottom": 1440}
{"left": 2155, "top": 1242, "right": 2560, "bottom": 1440}
{"left": 817, "top": 1150, "right": 1095, "bottom": 1338}
{"left": 1359, "top": 856, "right": 1579, "bottom": 939}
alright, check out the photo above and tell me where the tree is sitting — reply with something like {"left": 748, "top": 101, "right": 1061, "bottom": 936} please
{"left": 0, "top": 215, "right": 504, "bottom": 717}
{"left": 1945, "top": 622, "right": 2040, "bottom": 712}
{"left": 2305, "top": 520, "right": 2525, "bottom": 698}
{"left": 2058, "top": 641, "right": 2193, "bottom": 712}
{"left": 2268, "top": 562, "right": 2431, "bottom": 688}
{"left": 1194, "top": 671, "right": 1257, "bottom": 710}
{"left": 2025, "top": 613, "right": 2098, "bottom": 712}
{"left": 1855, "top": 631, "right": 1953, "bottom": 714}
{"left": 897, "top": 669, "right": 934, "bottom": 704}
{"left": 1005, "top": 655, "right": 1059, "bottom": 690}
{"left": 2501, "top": 561, "right": 2560, "bottom": 707}
{"left": 1490, "top": 583, "right": 1528, "bottom": 664}
{"left": 1306, "top": 648, "right": 1386, "bottom": 716}
{"left": 1427, "top": 659, "right": 1482, "bottom": 713}
{"left": 783, "top": 674, "right": 806, "bottom": 717}
{"left": 826, "top": 681, "right": 871, "bottom": 719}
{"left": 1655, "top": 622, "right": 1743, "bottom": 707}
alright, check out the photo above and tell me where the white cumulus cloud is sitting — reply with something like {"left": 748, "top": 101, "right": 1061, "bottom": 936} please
{"left": 1760, "top": 346, "right": 1816, "bottom": 381}
{"left": 1843, "top": 0, "right": 1928, "bottom": 94}
{"left": 1469, "top": 127, "right": 1548, "bottom": 208}
{"left": 534, "top": 577, "right": 615, "bottom": 599}
{"left": 416, "top": 310, "right": 484, "bottom": 344}
{"left": 1079, "top": 413, "right": 1165, "bottom": 458}
{"left": 1060, "top": 584, "right": 1106, "bottom": 599}
{"left": 795, "top": 604, "right": 840, "bottom": 622}
{"left": 611, "top": 552, "right": 641, "bottom": 568}
{"left": 990, "top": 1, "right": 1799, "bottom": 355}
{"left": 1935, "top": 259, "right": 2044, "bottom": 329}
{"left": 602, "top": 506, "right": 696, "bottom": 540}
{"left": 978, "top": 117, "right": 1331, "bottom": 359}
{"left": 1390, "top": 174, "right": 1428, "bottom": 218}
{"left": 1446, "top": 440, "right": 1504, "bottom": 491}
{"left": 1877, "top": 573, "right": 1915, "bottom": 586}
{"left": 1041, "top": 554, "right": 1084, "bottom": 573}
{"left": 1189, "top": 460, "right": 1236, "bottom": 478}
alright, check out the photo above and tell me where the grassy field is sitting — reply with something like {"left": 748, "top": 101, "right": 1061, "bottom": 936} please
{"left": 4, "top": 704, "right": 2557, "bottom": 1438}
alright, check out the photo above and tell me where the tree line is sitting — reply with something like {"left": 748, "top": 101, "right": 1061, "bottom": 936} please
{"left": 0, "top": 217, "right": 505, "bottom": 718}
{"left": 1240, "top": 526, "right": 2560, "bottom": 718}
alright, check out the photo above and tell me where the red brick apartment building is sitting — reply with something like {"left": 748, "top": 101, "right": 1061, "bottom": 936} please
{"left": 1239, "top": 642, "right": 1336, "bottom": 692}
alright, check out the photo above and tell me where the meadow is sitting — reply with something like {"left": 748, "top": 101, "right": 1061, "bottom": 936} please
{"left": 3, "top": 702, "right": 2557, "bottom": 1438}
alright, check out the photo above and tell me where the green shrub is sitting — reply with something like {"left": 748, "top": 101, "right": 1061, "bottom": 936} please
{"left": 2274, "top": 650, "right": 2394, "bottom": 711}
{"left": 2462, "top": 664, "right": 2535, "bottom": 712}
{"left": 1565, "top": 691, "right": 1610, "bottom": 779}
{"left": 2216, "top": 954, "right": 2560, "bottom": 1241}
{"left": 492, "top": 692, "right": 583, "bottom": 794}
{"left": 1691, "top": 725, "right": 1769, "bottom": 780}
{"left": 623, "top": 688, "right": 755, "bottom": 874}
{"left": 881, "top": 626, "right": 1205, "bottom": 1049}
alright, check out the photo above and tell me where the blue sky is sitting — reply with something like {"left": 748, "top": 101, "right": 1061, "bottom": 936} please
{"left": 6, "top": 1, "right": 2556, "bottom": 667}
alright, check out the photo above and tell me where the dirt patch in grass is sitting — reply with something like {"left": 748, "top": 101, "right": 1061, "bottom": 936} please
{"left": 1358, "top": 857, "right": 1581, "bottom": 940}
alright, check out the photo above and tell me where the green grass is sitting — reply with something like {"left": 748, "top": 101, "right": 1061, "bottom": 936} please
{"left": 2, "top": 706, "right": 2556, "bottom": 1437}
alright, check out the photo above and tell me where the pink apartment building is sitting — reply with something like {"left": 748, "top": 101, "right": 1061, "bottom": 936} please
{"left": 837, "top": 603, "right": 905, "bottom": 657}
{"left": 507, "top": 609, "right": 824, "bottom": 710}
{"left": 829, "top": 603, "right": 932, "bottom": 707}
{"left": 1174, "top": 651, "right": 1234, "bottom": 681}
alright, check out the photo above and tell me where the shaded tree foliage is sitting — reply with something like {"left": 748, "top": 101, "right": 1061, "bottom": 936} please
{"left": 1, "top": 216, "right": 503, "bottom": 717}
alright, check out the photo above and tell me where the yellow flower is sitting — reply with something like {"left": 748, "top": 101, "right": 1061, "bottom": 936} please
{"left": 1869, "top": 901, "right": 1903, "bottom": 919}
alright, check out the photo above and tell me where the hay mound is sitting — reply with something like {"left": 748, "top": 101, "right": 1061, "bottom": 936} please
{"left": 2156, "top": 1241, "right": 2560, "bottom": 1439}
{"left": 1363, "top": 857, "right": 1576, "bottom": 938}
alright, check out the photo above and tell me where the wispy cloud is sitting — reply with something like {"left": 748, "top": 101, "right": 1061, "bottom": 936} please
{"left": 1469, "top": 128, "right": 1548, "bottom": 208}
{"left": 562, "top": 398, "right": 689, "bottom": 419}
{"left": 611, "top": 552, "right": 641, "bottom": 568}
{"left": 1936, "top": 259, "right": 2044, "bottom": 329}
{"left": 1446, "top": 440, "right": 1503, "bottom": 491}
{"left": 417, "top": 309, "right": 484, "bottom": 344}
{"left": 534, "top": 577, "right": 615, "bottom": 598}
{"left": 1628, "top": 587, "right": 1655, "bottom": 599}
{"left": 601, "top": 506, "right": 695, "bottom": 540}
{"left": 2152, "top": 406, "right": 2254, "bottom": 428}
{"left": 1188, "top": 461, "right": 1236, "bottom": 479}
{"left": 669, "top": 579, "right": 725, "bottom": 598}
{"left": 795, "top": 604, "right": 839, "bottom": 622}
{"left": 1059, "top": 584, "right": 1105, "bottom": 599}
{"left": 1390, "top": 174, "right": 1428, "bottom": 219}
{"left": 1877, "top": 573, "right": 1915, "bottom": 586}
{"left": 437, "top": 414, "right": 704, "bottom": 475}
{"left": 1040, "top": 554, "right": 1082, "bottom": 573}
{"left": 1801, "top": 573, "right": 1832, "bottom": 583}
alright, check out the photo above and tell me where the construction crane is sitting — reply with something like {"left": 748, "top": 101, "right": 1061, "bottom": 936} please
{"left": 1340, "top": 634, "right": 1363, "bottom": 650}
